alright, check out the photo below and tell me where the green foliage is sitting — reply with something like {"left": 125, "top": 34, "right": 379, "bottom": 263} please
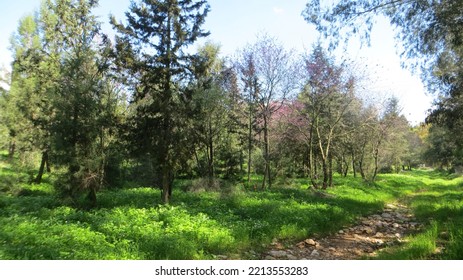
{"left": 111, "top": 0, "right": 210, "bottom": 203}
{"left": 302, "top": 0, "right": 463, "bottom": 170}
{"left": 302, "top": 0, "right": 462, "bottom": 69}
{"left": 3, "top": 152, "right": 463, "bottom": 259}
{"left": 2, "top": 0, "right": 462, "bottom": 261}
{"left": 367, "top": 170, "right": 463, "bottom": 260}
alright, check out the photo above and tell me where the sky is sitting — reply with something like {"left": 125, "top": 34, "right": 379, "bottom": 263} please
{"left": 0, "top": 0, "right": 433, "bottom": 125}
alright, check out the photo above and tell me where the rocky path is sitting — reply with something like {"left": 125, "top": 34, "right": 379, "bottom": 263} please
{"left": 263, "top": 203, "right": 423, "bottom": 260}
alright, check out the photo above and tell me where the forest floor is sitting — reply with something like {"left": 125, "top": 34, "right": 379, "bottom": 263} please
{"left": 2, "top": 151, "right": 463, "bottom": 259}
{"left": 261, "top": 202, "right": 427, "bottom": 260}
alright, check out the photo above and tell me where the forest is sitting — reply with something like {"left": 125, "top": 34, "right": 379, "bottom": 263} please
{"left": 1, "top": 0, "right": 463, "bottom": 260}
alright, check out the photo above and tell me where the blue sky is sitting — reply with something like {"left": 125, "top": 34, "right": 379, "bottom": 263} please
{"left": 0, "top": 0, "right": 432, "bottom": 124}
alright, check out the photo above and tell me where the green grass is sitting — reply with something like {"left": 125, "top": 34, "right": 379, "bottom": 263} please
{"left": 1, "top": 155, "right": 463, "bottom": 259}
{"left": 369, "top": 170, "right": 463, "bottom": 260}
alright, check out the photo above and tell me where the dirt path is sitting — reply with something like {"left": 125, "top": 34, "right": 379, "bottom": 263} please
{"left": 262, "top": 203, "right": 423, "bottom": 260}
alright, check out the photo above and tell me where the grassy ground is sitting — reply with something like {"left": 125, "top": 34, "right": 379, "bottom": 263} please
{"left": 1, "top": 154, "right": 462, "bottom": 259}
{"left": 370, "top": 170, "right": 463, "bottom": 259}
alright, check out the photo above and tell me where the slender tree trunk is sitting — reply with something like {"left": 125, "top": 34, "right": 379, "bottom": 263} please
{"left": 359, "top": 159, "right": 366, "bottom": 179}
{"left": 194, "top": 148, "right": 202, "bottom": 175}
{"left": 359, "top": 141, "right": 367, "bottom": 180}
{"left": 247, "top": 107, "right": 253, "bottom": 184}
{"left": 308, "top": 127, "right": 318, "bottom": 189}
{"left": 207, "top": 123, "right": 214, "bottom": 188}
{"left": 322, "top": 160, "right": 329, "bottom": 190}
{"left": 34, "top": 150, "right": 49, "bottom": 184}
{"left": 160, "top": 10, "right": 173, "bottom": 205}
{"left": 351, "top": 151, "right": 356, "bottom": 178}
{"left": 69, "top": 103, "right": 80, "bottom": 198}
{"left": 342, "top": 156, "right": 349, "bottom": 177}
{"left": 87, "top": 187, "right": 97, "bottom": 208}
{"left": 262, "top": 115, "right": 271, "bottom": 189}
{"left": 239, "top": 149, "right": 243, "bottom": 173}
{"left": 159, "top": 114, "right": 172, "bottom": 204}
{"left": 161, "top": 165, "right": 171, "bottom": 204}
{"left": 8, "top": 140, "right": 15, "bottom": 159}
{"left": 328, "top": 153, "right": 333, "bottom": 187}
{"left": 372, "top": 147, "right": 379, "bottom": 181}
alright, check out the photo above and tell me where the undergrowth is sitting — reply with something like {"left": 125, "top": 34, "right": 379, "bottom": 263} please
{"left": 1, "top": 154, "right": 463, "bottom": 260}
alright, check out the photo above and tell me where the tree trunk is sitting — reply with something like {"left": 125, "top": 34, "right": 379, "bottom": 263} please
{"left": 372, "top": 147, "right": 379, "bottom": 181}
{"left": 8, "top": 140, "right": 15, "bottom": 159}
{"left": 160, "top": 10, "right": 173, "bottom": 205}
{"left": 322, "top": 159, "right": 329, "bottom": 190}
{"left": 308, "top": 127, "right": 319, "bottom": 189}
{"left": 194, "top": 149, "right": 203, "bottom": 175}
{"left": 87, "top": 187, "right": 97, "bottom": 208}
{"left": 247, "top": 110, "right": 253, "bottom": 184}
{"left": 343, "top": 157, "right": 349, "bottom": 177}
{"left": 261, "top": 115, "right": 271, "bottom": 190}
{"left": 359, "top": 141, "right": 367, "bottom": 180}
{"left": 351, "top": 152, "right": 356, "bottom": 178}
{"left": 328, "top": 153, "right": 333, "bottom": 187}
{"left": 161, "top": 166, "right": 171, "bottom": 204}
{"left": 239, "top": 149, "right": 243, "bottom": 173}
{"left": 359, "top": 159, "right": 366, "bottom": 179}
{"left": 34, "top": 150, "right": 49, "bottom": 184}
{"left": 207, "top": 119, "right": 214, "bottom": 187}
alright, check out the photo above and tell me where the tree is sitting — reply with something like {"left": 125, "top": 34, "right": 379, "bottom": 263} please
{"left": 190, "top": 42, "right": 228, "bottom": 184}
{"left": 8, "top": 12, "right": 56, "bottom": 182}
{"left": 297, "top": 45, "right": 355, "bottom": 189}
{"left": 426, "top": 46, "right": 463, "bottom": 167}
{"left": 0, "top": 68, "right": 12, "bottom": 154}
{"left": 111, "top": 0, "right": 210, "bottom": 204}
{"left": 379, "top": 97, "right": 410, "bottom": 173}
{"left": 27, "top": 0, "right": 119, "bottom": 206}
{"left": 235, "top": 35, "right": 295, "bottom": 189}
{"left": 403, "top": 126, "right": 425, "bottom": 170}
{"left": 270, "top": 100, "right": 308, "bottom": 178}
{"left": 302, "top": 1, "right": 463, "bottom": 168}
{"left": 235, "top": 48, "right": 260, "bottom": 185}
{"left": 423, "top": 123, "right": 459, "bottom": 170}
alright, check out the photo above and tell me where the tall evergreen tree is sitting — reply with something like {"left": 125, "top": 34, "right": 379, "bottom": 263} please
{"left": 0, "top": 68, "right": 13, "bottom": 155}
{"left": 111, "top": 0, "right": 210, "bottom": 204}
{"left": 8, "top": 13, "right": 54, "bottom": 176}
{"left": 36, "top": 0, "right": 118, "bottom": 205}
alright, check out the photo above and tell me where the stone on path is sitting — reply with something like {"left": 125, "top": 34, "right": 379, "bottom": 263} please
{"left": 382, "top": 213, "right": 392, "bottom": 219}
{"left": 269, "top": 250, "right": 287, "bottom": 258}
{"left": 310, "top": 249, "right": 320, "bottom": 258}
{"left": 305, "top": 239, "right": 316, "bottom": 246}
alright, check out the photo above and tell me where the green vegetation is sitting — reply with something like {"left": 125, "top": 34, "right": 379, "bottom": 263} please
{"left": 371, "top": 170, "right": 463, "bottom": 260}
{"left": 2, "top": 153, "right": 462, "bottom": 260}
{"left": 1, "top": 0, "right": 463, "bottom": 262}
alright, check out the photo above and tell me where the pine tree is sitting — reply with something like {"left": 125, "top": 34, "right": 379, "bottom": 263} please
{"left": 111, "top": 0, "right": 210, "bottom": 204}
{"left": 40, "top": 0, "right": 118, "bottom": 205}
{"left": 8, "top": 13, "right": 54, "bottom": 176}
